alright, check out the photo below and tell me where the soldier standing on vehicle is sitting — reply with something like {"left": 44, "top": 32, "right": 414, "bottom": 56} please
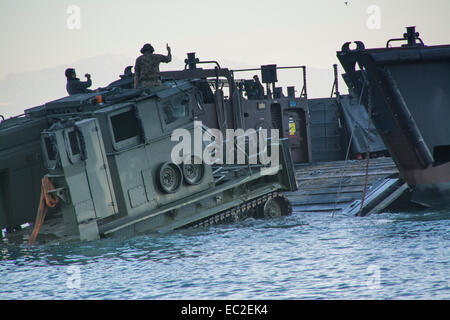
{"left": 65, "top": 68, "right": 93, "bottom": 95}
{"left": 253, "top": 75, "right": 265, "bottom": 98}
{"left": 134, "top": 43, "right": 172, "bottom": 88}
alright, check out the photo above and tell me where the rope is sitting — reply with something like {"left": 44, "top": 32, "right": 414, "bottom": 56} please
{"left": 358, "top": 86, "right": 373, "bottom": 216}
{"left": 332, "top": 81, "right": 367, "bottom": 217}
{"left": 28, "top": 175, "right": 59, "bottom": 245}
{"left": 331, "top": 121, "right": 355, "bottom": 217}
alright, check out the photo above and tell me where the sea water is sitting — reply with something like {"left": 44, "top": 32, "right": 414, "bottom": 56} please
{"left": 0, "top": 209, "right": 449, "bottom": 299}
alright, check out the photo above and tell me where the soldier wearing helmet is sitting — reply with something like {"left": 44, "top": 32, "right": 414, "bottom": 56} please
{"left": 65, "top": 68, "right": 93, "bottom": 95}
{"left": 134, "top": 43, "right": 172, "bottom": 88}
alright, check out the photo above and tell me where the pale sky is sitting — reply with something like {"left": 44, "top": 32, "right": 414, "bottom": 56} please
{"left": 0, "top": 0, "right": 449, "bottom": 116}
{"left": 1, "top": 0, "right": 449, "bottom": 75}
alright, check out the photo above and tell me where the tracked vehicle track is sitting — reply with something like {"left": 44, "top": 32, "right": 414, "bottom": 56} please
{"left": 180, "top": 191, "right": 292, "bottom": 230}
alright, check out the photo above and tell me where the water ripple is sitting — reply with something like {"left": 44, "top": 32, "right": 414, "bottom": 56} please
{"left": 1, "top": 210, "right": 449, "bottom": 299}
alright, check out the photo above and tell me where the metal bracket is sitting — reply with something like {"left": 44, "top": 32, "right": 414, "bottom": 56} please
{"left": 48, "top": 187, "right": 69, "bottom": 203}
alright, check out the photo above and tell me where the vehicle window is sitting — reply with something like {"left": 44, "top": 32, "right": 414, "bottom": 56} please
{"left": 162, "top": 94, "right": 189, "bottom": 124}
{"left": 110, "top": 109, "right": 139, "bottom": 143}
{"left": 68, "top": 130, "right": 80, "bottom": 155}
{"left": 44, "top": 136, "right": 57, "bottom": 160}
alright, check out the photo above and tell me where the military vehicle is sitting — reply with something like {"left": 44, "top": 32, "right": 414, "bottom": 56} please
{"left": 0, "top": 44, "right": 394, "bottom": 243}
{"left": 155, "top": 54, "right": 393, "bottom": 217}
{"left": 337, "top": 26, "right": 450, "bottom": 209}
{"left": 159, "top": 54, "right": 387, "bottom": 166}
{"left": 0, "top": 73, "right": 297, "bottom": 243}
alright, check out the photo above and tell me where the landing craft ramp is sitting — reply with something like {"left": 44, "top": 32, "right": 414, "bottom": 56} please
{"left": 285, "top": 157, "right": 399, "bottom": 215}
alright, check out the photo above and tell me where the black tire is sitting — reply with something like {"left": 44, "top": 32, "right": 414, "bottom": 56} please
{"left": 158, "top": 162, "right": 183, "bottom": 193}
{"left": 261, "top": 197, "right": 291, "bottom": 218}
{"left": 182, "top": 155, "right": 205, "bottom": 185}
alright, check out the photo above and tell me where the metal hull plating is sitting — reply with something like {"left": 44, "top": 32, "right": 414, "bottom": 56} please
{"left": 337, "top": 27, "right": 450, "bottom": 209}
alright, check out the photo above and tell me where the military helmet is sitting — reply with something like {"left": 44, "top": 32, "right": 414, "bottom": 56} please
{"left": 140, "top": 43, "right": 155, "bottom": 54}
{"left": 65, "top": 68, "right": 76, "bottom": 79}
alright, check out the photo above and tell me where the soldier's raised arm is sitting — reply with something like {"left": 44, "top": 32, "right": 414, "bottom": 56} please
{"left": 160, "top": 43, "right": 171, "bottom": 63}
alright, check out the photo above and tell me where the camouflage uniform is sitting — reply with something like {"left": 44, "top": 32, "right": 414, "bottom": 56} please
{"left": 135, "top": 52, "right": 171, "bottom": 88}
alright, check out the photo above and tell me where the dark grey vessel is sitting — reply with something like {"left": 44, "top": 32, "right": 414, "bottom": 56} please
{"left": 337, "top": 26, "right": 450, "bottom": 209}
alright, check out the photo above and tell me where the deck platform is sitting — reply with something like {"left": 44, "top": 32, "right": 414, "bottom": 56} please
{"left": 284, "top": 157, "right": 399, "bottom": 215}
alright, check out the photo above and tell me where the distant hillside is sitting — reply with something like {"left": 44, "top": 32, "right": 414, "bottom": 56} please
{"left": 0, "top": 54, "right": 136, "bottom": 118}
{"left": 0, "top": 54, "right": 345, "bottom": 119}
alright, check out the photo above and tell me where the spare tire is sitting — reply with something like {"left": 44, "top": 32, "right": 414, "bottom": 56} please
{"left": 182, "top": 155, "right": 205, "bottom": 185}
{"left": 157, "top": 161, "right": 183, "bottom": 193}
